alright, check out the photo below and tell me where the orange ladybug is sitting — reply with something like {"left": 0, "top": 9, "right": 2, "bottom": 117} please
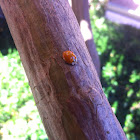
{"left": 63, "top": 50, "right": 77, "bottom": 65}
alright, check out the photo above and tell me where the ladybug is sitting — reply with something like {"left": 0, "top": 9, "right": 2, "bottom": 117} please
{"left": 62, "top": 50, "right": 77, "bottom": 65}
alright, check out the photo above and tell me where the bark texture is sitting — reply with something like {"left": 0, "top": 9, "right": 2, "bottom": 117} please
{"left": 0, "top": 0, "right": 127, "bottom": 140}
{"left": 71, "top": 0, "right": 100, "bottom": 76}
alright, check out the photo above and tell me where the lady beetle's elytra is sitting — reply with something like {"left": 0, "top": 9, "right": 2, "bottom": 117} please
{"left": 63, "top": 50, "right": 77, "bottom": 65}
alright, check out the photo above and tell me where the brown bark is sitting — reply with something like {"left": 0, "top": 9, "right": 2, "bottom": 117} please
{"left": 0, "top": 0, "right": 126, "bottom": 140}
{"left": 70, "top": 0, "right": 100, "bottom": 76}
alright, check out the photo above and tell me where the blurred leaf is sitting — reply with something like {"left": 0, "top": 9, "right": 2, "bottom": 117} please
{"left": 0, "top": 50, "right": 47, "bottom": 139}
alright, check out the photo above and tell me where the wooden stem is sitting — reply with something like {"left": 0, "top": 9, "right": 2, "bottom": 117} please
{"left": 0, "top": 0, "right": 126, "bottom": 139}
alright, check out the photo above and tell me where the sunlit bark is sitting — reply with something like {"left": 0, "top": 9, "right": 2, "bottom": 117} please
{"left": 0, "top": 0, "right": 126, "bottom": 139}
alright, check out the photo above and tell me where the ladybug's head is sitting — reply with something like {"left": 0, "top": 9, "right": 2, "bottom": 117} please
{"left": 71, "top": 57, "right": 77, "bottom": 65}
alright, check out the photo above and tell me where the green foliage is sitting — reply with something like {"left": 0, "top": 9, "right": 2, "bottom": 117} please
{"left": 0, "top": 50, "right": 47, "bottom": 140}
{"left": 90, "top": 1, "right": 140, "bottom": 140}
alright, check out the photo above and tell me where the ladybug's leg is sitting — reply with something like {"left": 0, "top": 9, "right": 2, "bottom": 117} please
{"left": 68, "top": 48, "right": 71, "bottom": 51}
{"left": 71, "top": 62, "right": 75, "bottom": 66}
